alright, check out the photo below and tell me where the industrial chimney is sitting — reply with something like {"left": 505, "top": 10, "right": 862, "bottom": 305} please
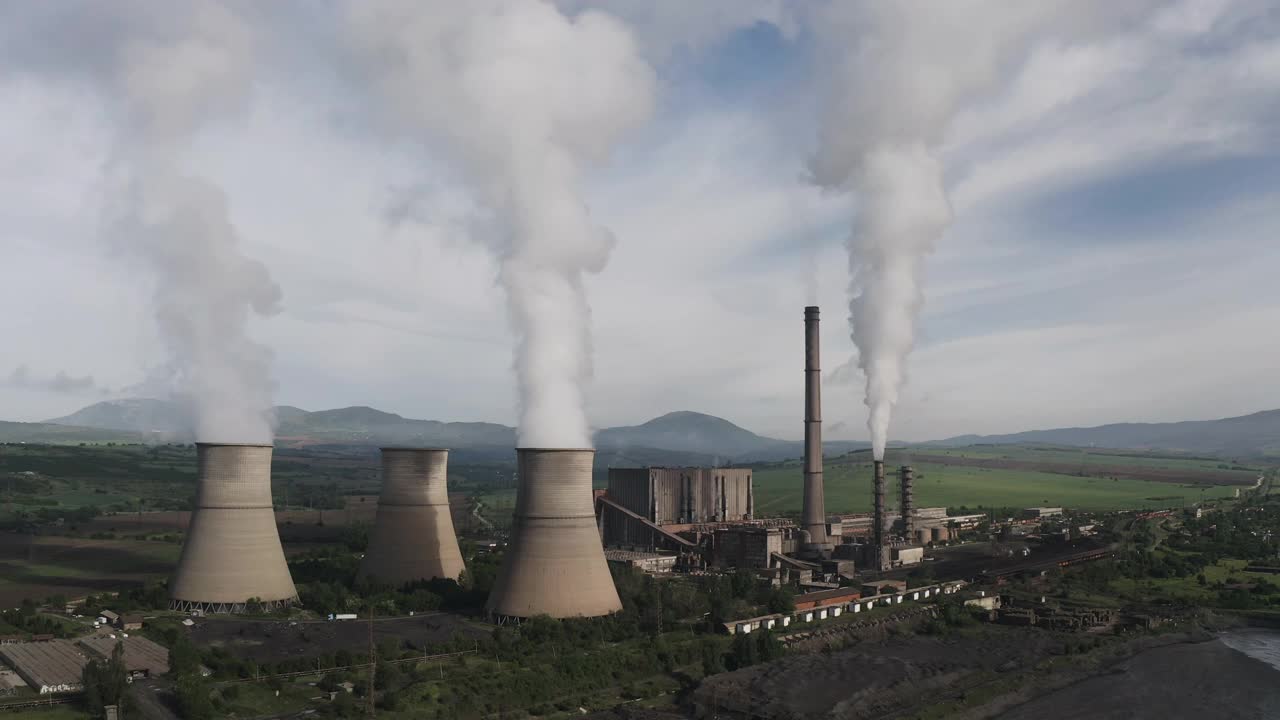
{"left": 802, "top": 306, "right": 829, "bottom": 551}
{"left": 873, "top": 459, "right": 886, "bottom": 548}
{"left": 486, "top": 448, "right": 621, "bottom": 622}
{"left": 899, "top": 465, "right": 915, "bottom": 540}
{"left": 170, "top": 443, "right": 297, "bottom": 613}
{"left": 358, "top": 448, "right": 465, "bottom": 587}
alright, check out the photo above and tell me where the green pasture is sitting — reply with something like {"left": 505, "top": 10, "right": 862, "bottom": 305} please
{"left": 751, "top": 459, "right": 1240, "bottom": 516}
{"left": 921, "top": 445, "right": 1261, "bottom": 478}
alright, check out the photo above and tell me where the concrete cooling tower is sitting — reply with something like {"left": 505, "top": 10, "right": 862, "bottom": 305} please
{"left": 170, "top": 443, "right": 297, "bottom": 613}
{"left": 358, "top": 448, "right": 465, "bottom": 587}
{"left": 486, "top": 448, "right": 621, "bottom": 622}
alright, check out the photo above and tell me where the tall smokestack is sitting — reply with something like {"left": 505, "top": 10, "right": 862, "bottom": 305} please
{"left": 358, "top": 449, "right": 465, "bottom": 587}
{"left": 803, "top": 306, "right": 828, "bottom": 548}
{"left": 900, "top": 465, "right": 915, "bottom": 539}
{"left": 873, "top": 460, "right": 886, "bottom": 548}
{"left": 486, "top": 449, "right": 621, "bottom": 621}
{"left": 170, "top": 443, "right": 297, "bottom": 613}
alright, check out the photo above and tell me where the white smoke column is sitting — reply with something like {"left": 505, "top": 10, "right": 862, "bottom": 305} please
{"left": 809, "top": 2, "right": 1073, "bottom": 459}
{"left": 108, "top": 2, "right": 280, "bottom": 443}
{"left": 349, "top": 0, "right": 654, "bottom": 447}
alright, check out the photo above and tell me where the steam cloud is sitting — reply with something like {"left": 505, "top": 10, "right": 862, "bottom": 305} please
{"left": 3, "top": 2, "right": 278, "bottom": 443}
{"left": 6, "top": 366, "right": 100, "bottom": 395}
{"left": 349, "top": 0, "right": 654, "bottom": 448}
{"left": 809, "top": 3, "right": 1077, "bottom": 459}
{"left": 105, "top": 3, "right": 280, "bottom": 443}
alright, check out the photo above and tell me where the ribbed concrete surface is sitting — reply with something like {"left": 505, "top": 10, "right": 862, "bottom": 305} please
{"left": 358, "top": 448, "right": 465, "bottom": 586}
{"left": 486, "top": 448, "right": 621, "bottom": 620}
{"left": 170, "top": 444, "right": 297, "bottom": 608}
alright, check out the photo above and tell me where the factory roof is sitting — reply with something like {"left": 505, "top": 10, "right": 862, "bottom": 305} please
{"left": 603, "top": 550, "right": 673, "bottom": 562}
{"left": 794, "top": 587, "right": 862, "bottom": 605}
{"left": 79, "top": 636, "right": 169, "bottom": 676}
{"left": 0, "top": 639, "right": 89, "bottom": 692}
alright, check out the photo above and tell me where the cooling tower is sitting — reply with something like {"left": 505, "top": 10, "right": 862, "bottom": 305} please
{"left": 900, "top": 465, "right": 915, "bottom": 539}
{"left": 802, "top": 306, "right": 829, "bottom": 549}
{"left": 873, "top": 460, "right": 886, "bottom": 547}
{"left": 486, "top": 448, "right": 621, "bottom": 622}
{"left": 358, "top": 448, "right": 465, "bottom": 587}
{"left": 170, "top": 443, "right": 297, "bottom": 613}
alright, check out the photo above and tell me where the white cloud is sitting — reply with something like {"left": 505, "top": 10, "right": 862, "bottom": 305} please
{"left": 0, "top": 0, "right": 1277, "bottom": 447}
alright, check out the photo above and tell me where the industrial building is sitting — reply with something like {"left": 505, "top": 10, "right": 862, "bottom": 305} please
{"left": 169, "top": 443, "right": 298, "bottom": 613}
{"left": 79, "top": 636, "right": 169, "bottom": 679}
{"left": 486, "top": 448, "right": 622, "bottom": 622}
{"left": 604, "top": 467, "right": 752, "bottom": 530}
{"left": 358, "top": 448, "right": 466, "bottom": 586}
{"left": 0, "top": 639, "right": 88, "bottom": 694}
{"left": 604, "top": 550, "right": 678, "bottom": 574}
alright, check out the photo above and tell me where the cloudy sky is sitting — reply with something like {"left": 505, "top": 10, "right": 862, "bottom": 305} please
{"left": 2, "top": 0, "right": 1278, "bottom": 442}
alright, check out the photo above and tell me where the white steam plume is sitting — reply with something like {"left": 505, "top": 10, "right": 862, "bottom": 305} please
{"left": 107, "top": 2, "right": 280, "bottom": 443}
{"left": 348, "top": 0, "right": 654, "bottom": 448}
{"left": 809, "top": 2, "right": 1094, "bottom": 459}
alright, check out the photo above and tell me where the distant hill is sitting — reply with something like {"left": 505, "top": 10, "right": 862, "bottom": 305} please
{"left": 32, "top": 400, "right": 863, "bottom": 463}
{"left": 25, "top": 398, "right": 1280, "bottom": 461}
{"left": 932, "top": 409, "right": 1280, "bottom": 457}
{"left": 0, "top": 420, "right": 142, "bottom": 444}
{"left": 594, "top": 411, "right": 867, "bottom": 462}
{"left": 46, "top": 398, "right": 190, "bottom": 435}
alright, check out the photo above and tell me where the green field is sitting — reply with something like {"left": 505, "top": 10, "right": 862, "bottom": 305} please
{"left": 751, "top": 446, "right": 1251, "bottom": 516}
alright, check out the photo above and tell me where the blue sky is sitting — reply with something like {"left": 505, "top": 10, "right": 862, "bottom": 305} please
{"left": 1, "top": 0, "right": 1279, "bottom": 442}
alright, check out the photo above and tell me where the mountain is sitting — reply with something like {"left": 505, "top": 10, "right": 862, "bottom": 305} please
{"left": 593, "top": 410, "right": 866, "bottom": 462}
{"left": 45, "top": 398, "right": 189, "bottom": 435}
{"left": 0, "top": 420, "right": 142, "bottom": 444}
{"left": 32, "top": 400, "right": 861, "bottom": 463}
{"left": 932, "top": 409, "right": 1280, "bottom": 457}
{"left": 30, "top": 398, "right": 1280, "bottom": 461}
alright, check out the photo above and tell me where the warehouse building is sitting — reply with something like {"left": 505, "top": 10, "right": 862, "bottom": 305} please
{"left": 79, "top": 636, "right": 169, "bottom": 680}
{"left": 0, "top": 639, "right": 89, "bottom": 694}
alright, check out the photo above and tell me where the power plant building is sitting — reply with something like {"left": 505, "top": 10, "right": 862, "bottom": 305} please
{"left": 169, "top": 443, "right": 298, "bottom": 613}
{"left": 605, "top": 467, "right": 753, "bottom": 528}
{"left": 358, "top": 448, "right": 465, "bottom": 586}
{"left": 487, "top": 449, "right": 622, "bottom": 622}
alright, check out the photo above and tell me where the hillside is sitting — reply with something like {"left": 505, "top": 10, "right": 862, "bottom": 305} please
{"left": 933, "top": 409, "right": 1280, "bottom": 458}
{"left": 23, "top": 398, "right": 1280, "bottom": 460}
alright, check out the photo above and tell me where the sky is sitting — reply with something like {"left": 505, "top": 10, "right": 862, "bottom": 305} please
{"left": 2, "top": 0, "right": 1279, "bottom": 443}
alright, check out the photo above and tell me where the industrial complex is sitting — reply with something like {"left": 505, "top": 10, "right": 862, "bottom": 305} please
{"left": 162, "top": 306, "right": 958, "bottom": 619}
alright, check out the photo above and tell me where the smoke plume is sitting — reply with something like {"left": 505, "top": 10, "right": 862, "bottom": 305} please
{"left": 349, "top": 0, "right": 654, "bottom": 448}
{"left": 2, "top": 2, "right": 278, "bottom": 443}
{"left": 809, "top": 3, "right": 1080, "bottom": 459}
{"left": 106, "top": 3, "right": 279, "bottom": 443}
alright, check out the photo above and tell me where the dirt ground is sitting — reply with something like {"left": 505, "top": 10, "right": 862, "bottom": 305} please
{"left": 690, "top": 626, "right": 1067, "bottom": 719}
{"left": 999, "top": 635, "right": 1280, "bottom": 720}
{"left": 185, "top": 612, "right": 490, "bottom": 664}
{"left": 0, "top": 533, "right": 178, "bottom": 606}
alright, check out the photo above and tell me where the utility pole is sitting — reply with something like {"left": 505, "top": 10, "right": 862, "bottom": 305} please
{"left": 366, "top": 604, "right": 376, "bottom": 718}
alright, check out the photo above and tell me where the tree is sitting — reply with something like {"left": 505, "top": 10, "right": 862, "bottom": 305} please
{"left": 81, "top": 642, "right": 129, "bottom": 718}
{"left": 700, "top": 638, "right": 725, "bottom": 676}
{"left": 756, "top": 630, "right": 784, "bottom": 663}
{"left": 173, "top": 674, "right": 215, "bottom": 720}
{"left": 727, "top": 632, "right": 759, "bottom": 670}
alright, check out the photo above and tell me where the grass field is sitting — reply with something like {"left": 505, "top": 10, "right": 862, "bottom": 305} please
{"left": 751, "top": 446, "right": 1251, "bottom": 516}
{"left": 0, "top": 535, "right": 181, "bottom": 606}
